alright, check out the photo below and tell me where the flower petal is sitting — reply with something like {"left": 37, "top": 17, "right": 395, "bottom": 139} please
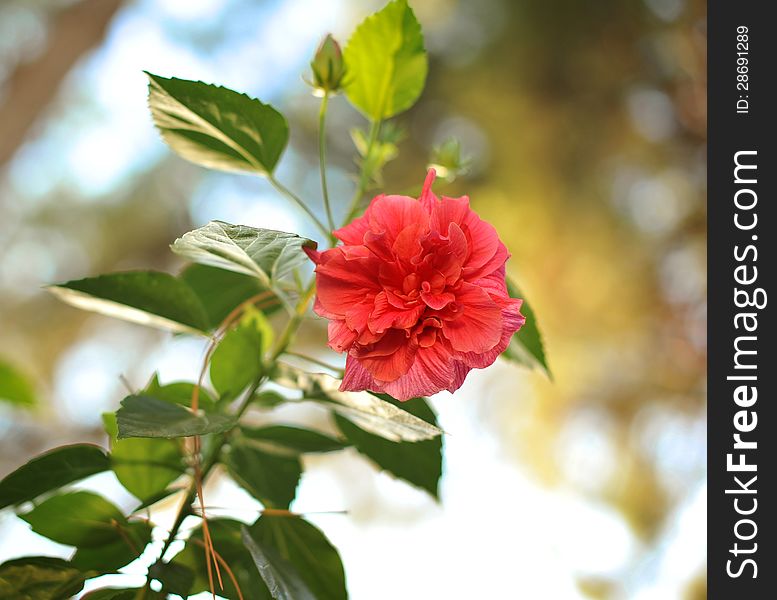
{"left": 442, "top": 282, "right": 503, "bottom": 353}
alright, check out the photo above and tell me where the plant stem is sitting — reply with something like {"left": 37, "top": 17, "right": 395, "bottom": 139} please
{"left": 267, "top": 173, "right": 331, "bottom": 240}
{"left": 318, "top": 92, "right": 336, "bottom": 238}
{"left": 271, "top": 280, "right": 317, "bottom": 361}
{"left": 342, "top": 119, "right": 381, "bottom": 226}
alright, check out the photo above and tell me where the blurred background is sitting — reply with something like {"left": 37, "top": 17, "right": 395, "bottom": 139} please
{"left": 0, "top": 0, "right": 706, "bottom": 598}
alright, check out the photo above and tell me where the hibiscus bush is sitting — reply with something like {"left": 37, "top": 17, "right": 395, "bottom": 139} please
{"left": 0, "top": 1, "right": 548, "bottom": 598}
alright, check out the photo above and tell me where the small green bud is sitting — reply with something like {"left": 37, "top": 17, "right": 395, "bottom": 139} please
{"left": 310, "top": 34, "right": 345, "bottom": 93}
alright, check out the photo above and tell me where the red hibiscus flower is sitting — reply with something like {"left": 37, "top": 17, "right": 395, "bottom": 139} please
{"left": 305, "top": 170, "right": 525, "bottom": 401}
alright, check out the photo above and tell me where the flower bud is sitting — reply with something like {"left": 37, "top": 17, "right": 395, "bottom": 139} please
{"left": 310, "top": 34, "right": 345, "bottom": 93}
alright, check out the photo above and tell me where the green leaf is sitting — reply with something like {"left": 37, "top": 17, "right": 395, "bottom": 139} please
{"left": 0, "top": 359, "right": 36, "bottom": 408}
{"left": 241, "top": 425, "right": 347, "bottom": 454}
{"left": 144, "top": 374, "right": 216, "bottom": 410}
{"left": 48, "top": 271, "right": 210, "bottom": 335}
{"left": 241, "top": 527, "right": 315, "bottom": 600}
{"left": 344, "top": 0, "right": 427, "bottom": 120}
{"left": 173, "top": 520, "right": 271, "bottom": 600}
{"left": 210, "top": 313, "right": 271, "bottom": 400}
{"left": 20, "top": 491, "right": 126, "bottom": 548}
{"left": 0, "top": 556, "right": 86, "bottom": 600}
{"left": 274, "top": 366, "right": 442, "bottom": 442}
{"left": 0, "top": 444, "right": 109, "bottom": 510}
{"left": 171, "top": 221, "right": 316, "bottom": 290}
{"left": 180, "top": 263, "right": 280, "bottom": 326}
{"left": 103, "top": 413, "right": 183, "bottom": 502}
{"left": 148, "top": 561, "right": 194, "bottom": 598}
{"left": 249, "top": 516, "right": 346, "bottom": 600}
{"left": 504, "top": 277, "right": 552, "bottom": 378}
{"left": 81, "top": 588, "right": 145, "bottom": 600}
{"left": 71, "top": 521, "right": 152, "bottom": 574}
{"left": 146, "top": 72, "right": 288, "bottom": 175}
{"left": 116, "top": 395, "right": 237, "bottom": 439}
{"left": 335, "top": 395, "right": 442, "bottom": 497}
{"left": 224, "top": 439, "right": 301, "bottom": 509}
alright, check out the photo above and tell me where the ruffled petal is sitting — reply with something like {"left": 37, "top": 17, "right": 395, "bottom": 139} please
{"left": 456, "top": 297, "right": 525, "bottom": 368}
{"left": 381, "top": 341, "right": 458, "bottom": 401}
{"left": 441, "top": 282, "right": 503, "bottom": 353}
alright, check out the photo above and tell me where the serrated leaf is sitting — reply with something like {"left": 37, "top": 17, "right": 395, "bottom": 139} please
{"left": 344, "top": 0, "right": 427, "bottom": 120}
{"left": 180, "top": 263, "right": 280, "bottom": 326}
{"left": 48, "top": 271, "right": 210, "bottom": 335}
{"left": 503, "top": 277, "right": 551, "bottom": 378}
{"left": 144, "top": 374, "right": 216, "bottom": 410}
{"left": 334, "top": 395, "right": 441, "bottom": 497}
{"left": 171, "top": 221, "right": 316, "bottom": 291}
{"left": 274, "top": 366, "right": 442, "bottom": 442}
{"left": 0, "top": 444, "right": 109, "bottom": 510}
{"left": 147, "top": 72, "right": 288, "bottom": 175}
{"left": 0, "top": 556, "right": 86, "bottom": 600}
{"left": 249, "top": 516, "right": 346, "bottom": 600}
{"left": 210, "top": 313, "right": 270, "bottom": 400}
{"left": 103, "top": 413, "right": 183, "bottom": 502}
{"left": 116, "top": 395, "right": 236, "bottom": 439}
{"left": 71, "top": 521, "right": 152, "bottom": 574}
{"left": 20, "top": 491, "right": 126, "bottom": 548}
{"left": 242, "top": 527, "right": 315, "bottom": 600}
{"left": 0, "top": 358, "right": 36, "bottom": 408}
{"left": 241, "top": 425, "right": 347, "bottom": 454}
{"left": 224, "top": 439, "right": 301, "bottom": 509}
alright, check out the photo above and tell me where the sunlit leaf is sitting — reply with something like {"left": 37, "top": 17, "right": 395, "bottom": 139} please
{"left": 210, "top": 313, "right": 271, "bottom": 400}
{"left": 241, "top": 527, "right": 315, "bottom": 600}
{"left": 224, "top": 439, "right": 301, "bottom": 509}
{"left": 344, "top": 0, "right": 427, "bottom": 120}
{"left": 0, "top": 358, "right": 36, "bottom": 408}
{"left": 48, "top": 271, "right": 210, "bottom": 335}
{"left": 274, "top": 366, "right": 442, "bottom": 442}
{"left": 503, "top": 277, "right": 552, "bottom": 378}
{"left": 103, "top": 413, "right": 183, "bottom": 502}
{"left": 0, "top": 444, "right": 109, "bottom": 510}
{"left": 147, "top": 73, "right": 288, "bottom": 175}
{"left": 116, "top": 395, "right": 236, "bottom": 439}
{"left": 171, "top": 221, "right": 316, "bottom": 290}
{"left": 0, "top": 557, "right": 86, "bottom": 600}
{"left": 334, "top": 395, "right": 442, "bottom": 497}
{"left": 71, "top": 521, "right": 152, "bottom": 574}
{"left": 241, "top": 425, "right": 347, "bottom": 454}
{"left": 249, "top": 516, "right": 346, "bottom": 600}
{"left": 144, "top": 374, "right": 216, "bottom": 410}
{"left": 20, "top": 491, "right": 126, "bottom": 548}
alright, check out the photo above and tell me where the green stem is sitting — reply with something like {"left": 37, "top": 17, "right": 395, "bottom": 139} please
{"left": 283, "top": 350, "right": 343, "bottom": 373}
{"left": 318, "top": 92, "right": 336, "bottom": 239}
{"left": 342, "top": 119, "right": 381, "bottom": 226}
{"left": 156, "top": 376, "right": 265, "bottom": 562}
{"left": 267, "top": 174, "right": 331, "bottom": 240}
{"left": 271, "top": 280, "right": 317, "bottom": 361}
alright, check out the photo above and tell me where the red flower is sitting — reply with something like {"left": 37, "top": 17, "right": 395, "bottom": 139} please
{"left": 306, "top": 170, "right": 525, "bottom": 401}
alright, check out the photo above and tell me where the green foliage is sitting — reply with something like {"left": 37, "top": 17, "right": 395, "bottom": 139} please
{"left": 0, "top": 444, "right": 109, "bottom": 509}
{"left": 180, "top": 263, "right": 280, "bottom": 325}
{"left": 0, "top": 358, "right": 36, "bottom": 408}
{"left": 250, "top": 516, "right": 347, "bottom": 600}
{"left": 146, "top": 73, "right": 289, "bottom": 175}
{"left": 71, "top": 521, "right": 152, "bottom": 574}
{"left": 81, "top": 588, "right": 147, "bottom": 600}
{"left": 503, "top": 277, "right": 552, "bottom": 378}
{"left": 241, "top": 527, "right": 315, "bottom": 600}
{"left": 334, "top": 395, "right": 442, "bottom": 498}
{"left": 116, "top": 395, "right": 236, "bottom": 439}
{"left": 241, "top": 425, "right": 347, "bottom": 454}
{"left": 210, "top": 312, "right": 272, "bottom": 400}
{"left": 144, "top": 374, "right": 216, "bottom": 410}
{"left": 20, "top": 491, "right": 125, "bottom": 547}
{"left": 224, "top": 438, "right": 302, "bottom": 509}
{"left": 148, "top": 561, "right": 195, "bottom": 598}
{"left": 171, "top": 221, "right": 316, "bottom": 291}
{"left": 48, "top": 271, "right": 211, "bottom": 335}
{"left": 0, "top": 556, "right": 87, "bottom": 600}
{"left": 428, "top": 137, "right": 471, "bottom": 182}
{"left": 344, "top": 0, "right": 427, "bottom": 120}
{"left": 103, "top": 413, "right": 183, "bottom": 502}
